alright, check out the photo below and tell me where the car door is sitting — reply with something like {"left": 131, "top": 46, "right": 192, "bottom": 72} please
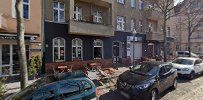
{"left": 198, "top": 59, "right": 203, "bottom": 72}
{"left": 165, "top": 64, "right": 175, "bottom": 86}
{"left": 159, "top": 66, "right": 168, "bottom": 92}
{"left": 194, "top": 60, "right": 201, "bottom": 73}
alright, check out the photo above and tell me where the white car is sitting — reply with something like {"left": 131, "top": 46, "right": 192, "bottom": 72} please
{"left": 176, "top": 51, "right": 199, "bottom": 58}
{"left": 172, "top": 57, "right": 203, "bottom": 79}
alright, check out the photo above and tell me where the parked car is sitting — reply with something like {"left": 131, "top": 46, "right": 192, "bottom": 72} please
{"left": 117, "top": 61, "right": 178, "bottom": 100}
{"left": 172, "top": 57, "right": 203, "bottom": 79}
{"left": 8, "top": 71, "right": 97, "bottom": 100}
{"left": 176, "top": 51, "right": 199, "bottom": 58}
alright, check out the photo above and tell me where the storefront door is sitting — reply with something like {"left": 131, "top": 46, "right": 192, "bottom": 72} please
{"left": 113, "top": 42, "right": 121, "bottom": 63}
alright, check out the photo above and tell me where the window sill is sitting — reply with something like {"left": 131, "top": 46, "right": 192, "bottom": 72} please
{"left": 72, "top": 58, "right": 83, "bottom": 61}
{"left": 117, "top": 2, "right": 125, "bottom": 5}
{"left": 54, "top": 60, "right": 65, "bottom": 62}
{"left": 11, "top": 17, "right": 30, "bottom": 21}
{"left": 94, "top": 58, "right": 103, "bottom": 60}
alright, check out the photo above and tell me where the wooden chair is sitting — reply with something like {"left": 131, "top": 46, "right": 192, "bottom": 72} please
{"left": 53, "top": 65, "right": 72, "bottom": 74}
{"left": 88, "top": 62, "right": 102, "bottom": 71}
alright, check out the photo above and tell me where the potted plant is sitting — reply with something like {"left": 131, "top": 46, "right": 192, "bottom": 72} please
{"left": 28, "top": 55, "right": 42, "bottom": 80}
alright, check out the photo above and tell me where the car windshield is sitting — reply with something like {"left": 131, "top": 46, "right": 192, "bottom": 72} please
{"left": 172, "top": 59, "right": 194, "bottom": 65}
{"left": 130, "top": 63, "right": 159, "bottom": 76}
{"left": 11, "top": 71, "right": 86, "bottom": 99}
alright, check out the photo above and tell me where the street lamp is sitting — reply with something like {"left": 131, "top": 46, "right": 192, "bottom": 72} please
{"left": 132, "top": 29, "right": 137, "bottom": 67}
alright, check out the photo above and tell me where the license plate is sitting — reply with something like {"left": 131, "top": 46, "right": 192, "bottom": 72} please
{"left": 120, "top": 91, "right": 129, "bottom": 98}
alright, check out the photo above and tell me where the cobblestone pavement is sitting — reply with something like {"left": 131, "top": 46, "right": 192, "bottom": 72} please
{"left": 99, "top": 75, "right": 203, "bottom": 100}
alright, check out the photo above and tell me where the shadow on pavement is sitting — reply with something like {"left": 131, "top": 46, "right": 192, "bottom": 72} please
{"left": 99, "top": 90, "right": 125, "bottom": 100}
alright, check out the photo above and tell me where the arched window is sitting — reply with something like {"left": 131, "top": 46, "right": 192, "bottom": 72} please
{"left": 72, "top": 38, "right": 83, "bottom": 60}
{"left": 93, "top": 39, "right": 103, "bottom": 59}
{"left": 53, "top": 37, "right": 65, "bottom": 62}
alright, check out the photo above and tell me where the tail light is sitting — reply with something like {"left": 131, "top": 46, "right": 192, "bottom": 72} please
{"left": 96, "top": 88, "right": 100, "bottom": 99}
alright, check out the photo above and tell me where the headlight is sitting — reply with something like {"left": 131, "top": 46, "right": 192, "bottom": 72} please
{"left": 182, "top": 68, "right": 190, "bottom": 71}
{"left": 133, "top": 83, "right": 151, "bottom": 89}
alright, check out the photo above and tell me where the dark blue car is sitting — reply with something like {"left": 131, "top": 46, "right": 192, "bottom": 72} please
{"left": 117, "top": 62, "right": 178, "bottom": 100}
{"left": 9, "top": 71, "right": 97, "bottom": 100}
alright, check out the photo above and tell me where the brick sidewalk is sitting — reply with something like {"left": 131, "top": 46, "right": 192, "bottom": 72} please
{"left": 179, "top": 82, "right": 203, "bottom": 100}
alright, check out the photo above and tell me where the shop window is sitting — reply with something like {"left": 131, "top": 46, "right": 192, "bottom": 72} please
{"left": 72, "top": 38, "right": 83, "bottom": 60}
{"left": 53, "top": 37, "right": 65, "bottom": 62}
{"left": 94, "top": 39, "right": 103, "bottom": 59}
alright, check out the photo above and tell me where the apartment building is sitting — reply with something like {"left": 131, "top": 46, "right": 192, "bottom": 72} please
{"left": 44, "top": 0, "right": 116, "bottom": 72}
{"left": 44, "top": 0, "right": 169, "bottom": 72}
{"left": 144, "top": 0, "right": 176, "bottom": 56}
{"left": 44, "top": 0, "right": 144, "bottom": 71}
{"left": 0, "top": 0, "right": 42, "bottom": 77}
{"left": 113, "top": 0, "right": 146, "bottom": 62}
{"left": 174, "top": 0, "right": 203, "bottom": 55}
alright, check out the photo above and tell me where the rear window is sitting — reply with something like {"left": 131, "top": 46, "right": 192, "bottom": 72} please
{"left": 80, "top": 80, "right": 92, "bottom": 91}
{"left": 59, "top": 81, "right": 80, "bottom": 98}
{"left": 178, "top": 52, "right": 184, "bottom": 55}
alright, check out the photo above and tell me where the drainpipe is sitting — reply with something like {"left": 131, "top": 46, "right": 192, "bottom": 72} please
{"left": 90, "top": 0, "right": 93, "bottom": 15}
{"left": 41, "top": 0, "right": 45, "bottom": 74}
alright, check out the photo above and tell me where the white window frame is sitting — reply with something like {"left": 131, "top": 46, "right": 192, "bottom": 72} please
{"left": 131, "top": 0, "right": 136, "bottom": 8}
{"left": 53, "top": 37, "right": 65, "bottom": 62}
{"left": 53, "top": 2, "right": 65, "bottom": 22}
{"left": 93, "top": 39, "right": 104, "bottom": 59}
{"left": 12, "top": 0, "right": 30, "bottom": 19}
{"left": 131, "top": 19, "right": 136, "bottom": 32}
{"left": 94, "top": 11, "right": 102, "bottom": 23}
{"left": 74, "top": 6, "right": 82, "bottom": 20}
{"left": 117, "top": 16, "right": 125, "bottom": 31}
{"left": 72, "top": 38, "right": 83, "bottom": 60}
{"left": 0, "top": 44, "right": 30, "bottom": 77}
{"left": 117, "top": 0, "right": 125, "bottom": 4}
{"left": 139, "top": 0, "right": 144, "bottom": 10}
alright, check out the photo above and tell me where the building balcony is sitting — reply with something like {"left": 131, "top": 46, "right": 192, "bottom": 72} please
{"left": 0, "top": 14, "right": 7, "bottom": 30}
{"left": 78, "top": 0, "right": 113, "bottom": 7}
{"left": 146, "top": 31, "right": 164, "bottom": 41}
{"left": 144, "top": 9, "right": 161, "bottom": 20}
{"left": 69, "top": 19, "right": 114, "bottom": 37}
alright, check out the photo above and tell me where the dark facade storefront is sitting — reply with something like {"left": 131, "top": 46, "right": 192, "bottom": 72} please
{"left": 44, "top": 21, "right": 162, "bottom": 73}
{"left": 44, "top": 22, "right": 138, "bottom": 63}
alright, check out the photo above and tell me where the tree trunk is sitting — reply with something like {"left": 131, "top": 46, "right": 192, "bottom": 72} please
{"left": 15, "top": 0, "right": 28, "bottom": 89}
{"left": 163, "top": 15, "right": 167, "bottom": 62}
{"left": 188, "top": 26, "right": 192, "bottom": 57}
{"left": 188, "top": 35, "right": 191, "bottom": 57}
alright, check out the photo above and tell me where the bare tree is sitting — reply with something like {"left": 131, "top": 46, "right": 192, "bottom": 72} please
{"left": 146, "top": 0, "right": 183, "bottom": 62}
{"left": 177, "top": 0, "right": 202, "bottom": 56}
{"left": 15, "top": 0, "right": 28, "bottom": 89}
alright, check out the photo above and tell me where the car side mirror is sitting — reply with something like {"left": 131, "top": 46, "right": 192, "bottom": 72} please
{"left": 129, "top": 66, "right": 133, "bottom": 70}
{"left": 159, "top": 72, "right": 165, "bottom": 77}
{"left": 155, "top": 75, "right": 160, "bottom": 81}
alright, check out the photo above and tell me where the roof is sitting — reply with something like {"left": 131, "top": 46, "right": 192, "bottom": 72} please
{"left": 176, "top": 57, "right": 200, "bottom": 60}
{"left": 142, "top": 61, "right": 167, "bottom": 66}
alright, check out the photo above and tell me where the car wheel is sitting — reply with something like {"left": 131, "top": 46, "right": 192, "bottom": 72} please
{"left": 189, "top": 71, "right": 195, "bottom": 79}
{"left": 171, "top": 78, "right": 177, "bottom": 89}
{"left": 150, "top": 89, "right": 157, "bottom": 100}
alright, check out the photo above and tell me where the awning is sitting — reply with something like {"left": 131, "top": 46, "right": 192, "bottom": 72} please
{"left": 0, "top": 32, "right": 39, "bottom": 41}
